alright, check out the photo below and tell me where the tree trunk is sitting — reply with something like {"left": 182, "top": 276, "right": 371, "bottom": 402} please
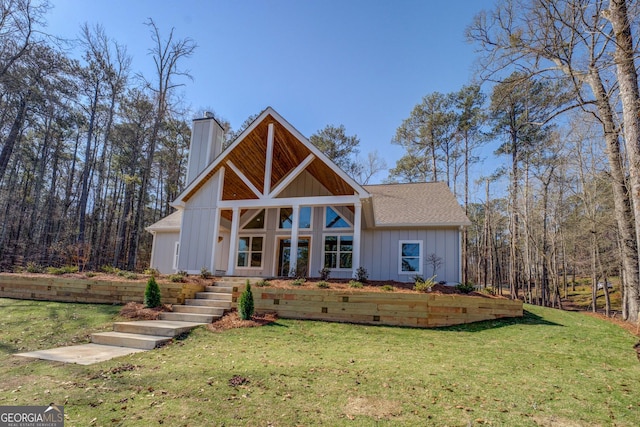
{"left": 77, "top": 83, "right": 100, "bottom": 267}
{"left": 0, "top": 93, "right": 28, "bottom": 185}
{"left": 605, "top": 0, "right": 640, "bottom": 323}
{"left": 587, "top": 67, "right": 639, "bottom": 322}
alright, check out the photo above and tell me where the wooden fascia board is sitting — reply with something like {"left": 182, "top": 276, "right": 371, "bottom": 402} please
{"left": 217, "top": 194, "right": 361, "bottom": 209}
{"left": 226, "top": 160, "right": 264, "bottom": 199}
{"left": 266, "top": 108, "right": 370, "bottom": 198}
{"left": 172, "top": 109, "right": 274, "bottom": 205}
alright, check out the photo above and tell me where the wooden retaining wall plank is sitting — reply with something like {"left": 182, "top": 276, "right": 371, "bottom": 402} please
{"left": 0, "top": 273, "right": 197, "bottom": 305}
{"left": 248, "top": 286, "right": 522, "bottom": 328}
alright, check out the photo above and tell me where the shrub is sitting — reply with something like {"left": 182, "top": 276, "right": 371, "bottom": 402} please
{"left": 414, "top": 275, "right": 436, "bottom": 292}
{"left": 144, "top": 276, "right": 162, "bottom": 308}
{"left": 239, "top": 280, "right": 254, "bottom": 320}
{"left": 85, "top": 272, "right": 96, "bottom": 278}
{"left": 292, "top": 278, "right": 306, "bottom": 286}
{"left": 26, "top": 262, "right": 44, "bottom": 274}
{"left": 144, "top": 268, "right": 159, "bottom": 277}
{"left": 116, "top": 270, "right": 138, "bottom": 280}
{"left": 101, "top": 265, "right": 120, "bottom": 274}
{"left": 200, "top": 267, "right": 212, "bottom": 279}
{"left": 349, "top": 280, "right": 363, "bottom": 288}
{"left": 455, "top": 282, "right": 475, "bottom": 294}
{"left": 381, "top": 284, "right": 394, "bottom": 292}
{"left": 316, "top": 281, "right": 330, "bottom": 289}
{"left": 355, "top": 267, "right": 368, "bottom": 282}
{"left": 255, "top": 279, "right": 270, "bottom": 287}
{"left": 169, "top": 274, "right": 185, "bottom": 283}
{"left": 318, "top": 267, "right": 331, "bottom": 280}
{"left": 46, "top": 265, "right": 79, "bottom": 275}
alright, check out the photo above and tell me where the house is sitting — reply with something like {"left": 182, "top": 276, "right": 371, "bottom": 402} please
{"left": 146, "top": 107, "right": 471, "bottom": 282}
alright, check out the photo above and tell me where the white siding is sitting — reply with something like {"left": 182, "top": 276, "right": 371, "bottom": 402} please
{"left": 178, "top": 172, "right": 222, "bottom": 273}
{"left": 360, "top": 228, "right": 461, "bottom": 283}
{"left": 149, "top": 231, "right": 180, "bottom": 274}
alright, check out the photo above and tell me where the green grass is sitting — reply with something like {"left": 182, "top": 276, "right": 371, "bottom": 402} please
{"left": 565, "top": 282, "right": 623, "bottom": 311}
{"left": 1, "top": 298, "right": 639, "bottom": 426}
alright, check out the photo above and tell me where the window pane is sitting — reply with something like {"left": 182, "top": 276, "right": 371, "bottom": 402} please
{"left": 237, "top": 252, "right": 248, "bottom": 267}
{"left": 402, "top": 243, "right": 420, "bottom": 257}
{"left": 299, "top": 207, "right": 312, "bottom": 229}
{"left": 401, "top": 257, "right": 420, "bottom": 272}
{"left": 340, "top": 235, "right": 353, "bottom": 252}
{"left": 238, "top": 237, "right": 250, "bottom": 252}
{"left": 251, "top": 236, "right": 263, "bottom": 252}
{"left": 340, "top": 253, "right": 352, "bottom": 269}
{"left": 324, "top": 253, "right": 337, "bottom": 269}
{"left": 245, "top": 210, "right": 265, "bottom": 229}
{"left": 279, "top": 208, "right": 293, "bottom": 229}
{"left": 324, "top": 236, "right": 337, "bottom": 252}
{"left": 251, "top": 253, "right": 262, "bottom": 267}
{"left": 326, "top": 207, "right": 349, "bottom": 228}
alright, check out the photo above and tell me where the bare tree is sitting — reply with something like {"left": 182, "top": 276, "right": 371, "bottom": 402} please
{"left": 467, "top": 0, "right": 640, "bottom": 322}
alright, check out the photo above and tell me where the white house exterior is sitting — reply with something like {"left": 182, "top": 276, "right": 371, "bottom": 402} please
{"left": 146, "top": 107, "right": 471, "bottom": 283}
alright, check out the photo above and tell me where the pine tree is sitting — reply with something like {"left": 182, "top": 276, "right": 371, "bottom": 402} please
{"left": 144, "top": 276, "right": 161, "bottom": 308}
{"left": 238, "top": 280, "right": 254, "bottom": 320}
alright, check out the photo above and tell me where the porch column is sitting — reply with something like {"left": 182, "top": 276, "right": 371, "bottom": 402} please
{"left": 352, "top": 202, "right": 362, "bottom": 278}
{"left": 227, "top": 207, "right": 240, "bottom": 276}
{"left": 289, "top": 204, "right": 300, "bottom": 277}
{"left": 209, "top": 207, "right": 221, "bottom": 274}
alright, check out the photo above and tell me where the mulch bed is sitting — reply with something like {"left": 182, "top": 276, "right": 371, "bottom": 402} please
{"left": 119, "top": 302, "right": 172, "bottom": 320}
{"left": 206, "top": 310, "right": 278, "bottom": 332}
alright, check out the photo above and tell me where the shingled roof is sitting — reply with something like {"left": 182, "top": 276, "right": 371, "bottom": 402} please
{"left": 363, "top": 182, "right": 471, "bottom": 227}
{"left": 146, "top": 210, "right": 182, "bottom": 232}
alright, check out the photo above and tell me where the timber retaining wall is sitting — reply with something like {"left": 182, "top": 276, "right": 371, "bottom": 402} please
{"left": 0, "top": 274, "right": 204, "bottom": 305}
{"left": 232, "top": 285, "right": 523, "bottom": 328}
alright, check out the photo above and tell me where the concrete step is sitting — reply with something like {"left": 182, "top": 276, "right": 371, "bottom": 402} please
{"left": 91, "top": 331, "right": 171, "bottom": 350}
{"left": 173, "top": 305, "right": 224, "bottom": 316}
{"left": 160, "top": 312, "right": 218, "bottom": 323}
{"left": 214, "top": 277, "right": 262, "bottom": 285}
{"left": 195, "top": 292, "right": 232, "bottom": 301}
{"left": 113, "top": 320, "right": 205, "bottom": 337}
{"left": 205, "top": 285, "right": 234, "bottom": 293}
{"left": 185, "top": 298, "right": 232, "bottom": 308}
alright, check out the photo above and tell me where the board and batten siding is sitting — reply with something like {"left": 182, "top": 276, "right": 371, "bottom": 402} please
{"left": 178, "top": 170, "right": 222, "bottom": 273}
{"left": 149, "top": 231, "right": 180, "bottom": 274}
{"left": 360, "top": 228, "right": 461, "bottom": 283}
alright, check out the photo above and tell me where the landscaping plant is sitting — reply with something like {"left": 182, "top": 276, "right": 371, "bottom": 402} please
{"left": 144, "top": 276, "right": 162, "bottom": 308}
{"left": 239, "top": 280, "right": 254, "bottom": 320}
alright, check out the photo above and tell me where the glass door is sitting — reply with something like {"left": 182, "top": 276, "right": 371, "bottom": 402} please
{"left": 278, "top": 237, "right": 310, "bottom": 277}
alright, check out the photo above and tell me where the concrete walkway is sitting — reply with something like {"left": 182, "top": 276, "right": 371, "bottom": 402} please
{"left": 14, "top": 280, "right": 236, "bottom": 365}
{"left": 15, "top": 344, "right": 146, "bottom": 365}
{"left": 14, "top": 320, "right": 206, "bottom": 365}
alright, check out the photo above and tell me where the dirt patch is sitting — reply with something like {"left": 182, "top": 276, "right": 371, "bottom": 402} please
{"left": 119, "top": 302, "right": 172, "bottom": 320}
{"left": 256, "top": 279, "right": 498, "bottom": 298}
{"left": 344, "top": 396, "right": 402, "bottom": 420}
{"left": 206, "top": 310, "right": 278, "bottom": 332}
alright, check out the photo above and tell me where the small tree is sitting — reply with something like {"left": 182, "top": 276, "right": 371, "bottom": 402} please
{"left": 426, "top": 253, "right": 443, "bottom": 278}
{"left": 239, "top": 280, "right": 254, "bottom": 320}
{"left": 144, "top": 276, "right": 161, "bottom": 308}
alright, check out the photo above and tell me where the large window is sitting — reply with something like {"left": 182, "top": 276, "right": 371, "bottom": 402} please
{"left": 243, "top": 209, "right": 265, "bottom": 230}
{"left": 237, "top": 236, "right": 263, "bottom": 268}
{"left": 399, "top": 240, "right": 422, "bottom": 275}
{"left": 324, "top": 235, "right": 353, "bottom": 270}
{"left": 278, "top": 206, "right": 312, "bottom": 229}
{"left": 325, "top": 207, "right": 351, "bottom": 229}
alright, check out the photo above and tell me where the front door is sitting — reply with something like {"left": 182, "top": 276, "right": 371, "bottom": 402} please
{"left": 278, "top": 237, "right": 310, "bottom": 277}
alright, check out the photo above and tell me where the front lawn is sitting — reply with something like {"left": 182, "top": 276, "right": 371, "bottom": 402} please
{"left": 0, "top": 298, "right": 638, "bottom": 426}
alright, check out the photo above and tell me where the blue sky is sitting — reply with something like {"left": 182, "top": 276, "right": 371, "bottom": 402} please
{"left": 46, "top": 0, "right": 498, "bottom": 192}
